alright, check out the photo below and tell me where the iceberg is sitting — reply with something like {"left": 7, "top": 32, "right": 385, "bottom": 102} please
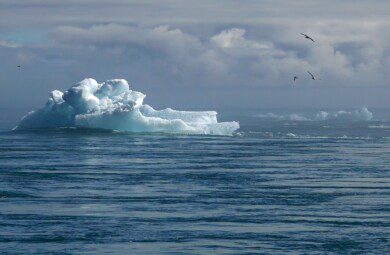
{"left": 254, "top": 107, "right": 373, "bottom": 122}
{"left": 15, "top": 79, "right": 239, "bottom": 135}
{"left": 314, "top": 107, "right": 373, "bottom": 121}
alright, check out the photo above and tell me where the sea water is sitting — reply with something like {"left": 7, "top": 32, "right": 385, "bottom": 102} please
{"left": 0, "top": 108, "right": 389, "bottom": 254}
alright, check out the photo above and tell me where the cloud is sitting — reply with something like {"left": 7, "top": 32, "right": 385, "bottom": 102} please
{"left": 0, "top": 1, "right": 389, "bottom": 109}
{"left": 1, "top": 1, "right": 389, "bottom": 30}
{"left": 0, "top": 40, "right": 21, "bottom": 48}
{"left": 44, "top": 23, "right": 388, "bottom": 88}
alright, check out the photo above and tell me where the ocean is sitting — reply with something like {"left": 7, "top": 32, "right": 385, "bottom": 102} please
{"left": 0, "top": 108, "right": 389, "bottom": 254}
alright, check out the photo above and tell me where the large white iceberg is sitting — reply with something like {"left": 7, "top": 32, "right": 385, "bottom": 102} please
{"left": 15, "top": 78, "right": 239, "bottom": 135}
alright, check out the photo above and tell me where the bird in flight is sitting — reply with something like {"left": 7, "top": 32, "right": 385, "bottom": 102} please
{"left": 17, "top": 65, "right": 21, "bottom": 68}
{"left": 300, "top": 33, "right": 315, "bottom": 42}
{"left": 293, "top": 76, "right": 298, "bottom": 82}
{"left": 307, "top": 71, "right": 316, "bottom": 80}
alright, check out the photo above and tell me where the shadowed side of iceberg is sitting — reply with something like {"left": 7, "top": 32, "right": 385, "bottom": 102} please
{"left": 75, "top": 107, "right": 239, "bottom": 135}
{"left": 14, "top": 78, "right": 239, "bottom": 135}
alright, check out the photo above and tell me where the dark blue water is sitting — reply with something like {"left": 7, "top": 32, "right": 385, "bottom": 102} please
{"left": 1, "top": 109, "right": 389, "bottom": 254}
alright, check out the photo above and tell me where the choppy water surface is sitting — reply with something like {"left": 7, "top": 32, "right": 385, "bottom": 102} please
{"left": 0, "top": 109, "right": 389, "bottom": 254}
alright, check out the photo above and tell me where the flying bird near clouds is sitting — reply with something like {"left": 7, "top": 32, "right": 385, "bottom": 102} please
{"left": 300, "top": 33, "right": 315, "bottom": 42}
{"left": 307, "top": 71, "right": 316, "bottom": 80}
{"left": 293, "top": 76, "right": 298, "bottom": 82}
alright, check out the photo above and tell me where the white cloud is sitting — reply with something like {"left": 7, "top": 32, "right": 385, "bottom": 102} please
{"left": 3, "top": 23, "right": 387, "bottom": 89}
{"left": 0, "top": 40, "right": 21, "bottom": 48}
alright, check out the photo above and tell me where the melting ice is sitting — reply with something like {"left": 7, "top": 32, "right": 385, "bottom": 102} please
{"left": 15, "top": 78, "right": 239, "bottom": 135}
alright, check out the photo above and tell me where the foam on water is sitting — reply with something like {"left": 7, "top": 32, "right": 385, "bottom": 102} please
{"left": 15, "top": 79, "right": 239, "bottom": 135}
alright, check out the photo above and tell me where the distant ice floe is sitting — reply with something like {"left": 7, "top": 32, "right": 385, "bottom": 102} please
{"left": 15, "top": 78, "right": 239, "bottom": 135}
{"left": 368, "top": 124, "right": 390, "bottom": 129}
{"left": 255, "top": 113, "right": 310, "bottom": 121}
{"left": 255, "top": 107, "right": 373, "bottom": 122}
{"left": 315, "top": 107, "right": 373, "bottom": 121}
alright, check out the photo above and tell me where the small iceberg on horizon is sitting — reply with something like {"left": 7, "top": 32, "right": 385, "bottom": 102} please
{"left": 254, "top": 107, "right": 373, "bottom": 122}
{"left": 15, "top": 78, "right": 239, "bottom": 135}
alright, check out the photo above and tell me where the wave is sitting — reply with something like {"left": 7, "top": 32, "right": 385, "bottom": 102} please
{"left": 14, "top": 78, "right": 239, "bottom": 135}
{"left": 254, "top": 107, "right": 373, "bottom": 122}
{"left": 235, "top": 131, "right": 375, "bottom": 140}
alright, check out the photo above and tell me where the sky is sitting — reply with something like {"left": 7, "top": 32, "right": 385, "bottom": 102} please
{"left": 0, "top": 0, "right": 389, "bottom": 110}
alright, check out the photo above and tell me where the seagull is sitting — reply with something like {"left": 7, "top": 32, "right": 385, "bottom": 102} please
{"left": 307, "top": 71, "right": 316, "bottom": 80}
{"left": 300, "top": 33, "right": 315, "bottom": 42}
{"left": 293, "top": 76, "right": 298, "bottom": 82}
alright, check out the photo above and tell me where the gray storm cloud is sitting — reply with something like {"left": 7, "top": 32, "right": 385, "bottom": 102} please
{"left": 46, "top": 24, "right": 389, "bottom": 87}
{"left": 0, "top": 0, "right": 389, "bottom": 109}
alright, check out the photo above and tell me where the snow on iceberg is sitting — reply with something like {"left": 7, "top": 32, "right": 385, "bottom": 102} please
{"left": 15, "top": 78, "right": 239, "bottom": 135}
